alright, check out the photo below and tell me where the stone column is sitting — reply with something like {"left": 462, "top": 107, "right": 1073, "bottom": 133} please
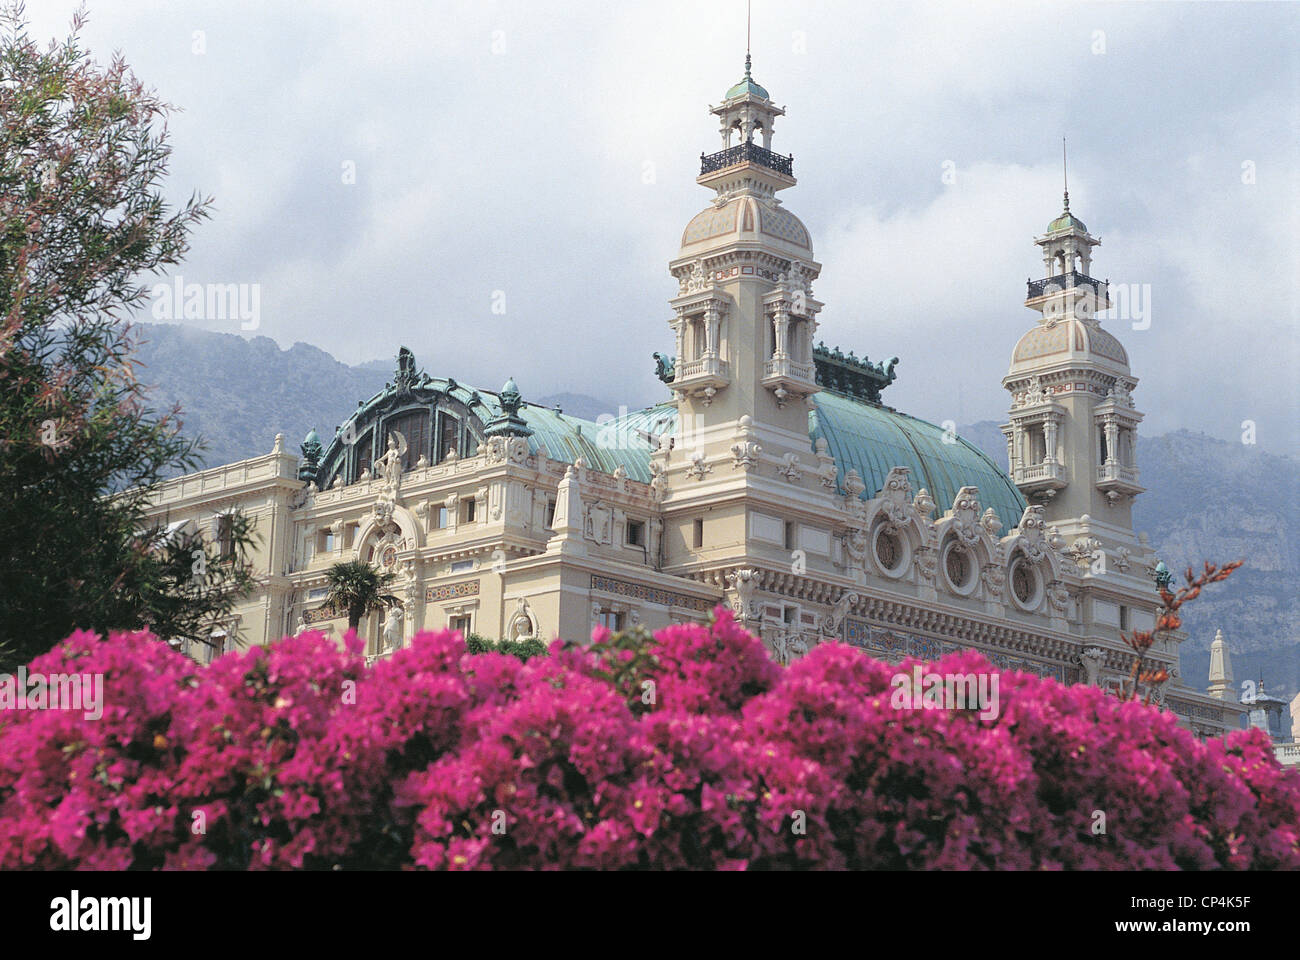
{"left": 704, "top": 303, "right": 721, "bottom": 359}
{"left": 772, "top": 304, "right": 789, "bottom": 360}
{"left": 1104, "top": 420, "right": 1119, "bottom": 465}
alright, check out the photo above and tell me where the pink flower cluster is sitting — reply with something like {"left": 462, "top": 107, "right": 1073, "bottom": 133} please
{"left": 1, "top": 609, "right": 1296, "bottom": 870}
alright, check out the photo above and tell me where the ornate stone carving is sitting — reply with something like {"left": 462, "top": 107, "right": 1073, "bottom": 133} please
{"left": 726, "top": 567, "right": 759, "bottom": 621}
{"left": 506, "top": 597, "right": 539, "bottom": 641}
{"left": 844, "top": 529, "right": 868, "bottom": 567}
{"left": 979, "top": 507, "right": 1002, "bottom": 538}
{"left": 912, "top": 488, "right": 936, "bottom": 521}
{"left": 1012, "top": 505, "right": 1049, "bottom": 563}
{"left": 1069, "top": 536, "right": 1103, "bottom": 569}
{"left": 1079, "top": 647, "right": 1104, "bottom": 686}
{"left": 842, "top": 468, "right": 866, "bottom": 499}
{"left": 876, "top": 467, "right": 913, "bottom": 532}
{"left": 814, "top": 437, "right": 837, "bottom": 489}
{"left": 1047, "top": 525, "right": 1067, "bottom": 554}
{"left": 381, "top": 605, "right": 404, "bottom": 652}
{"left": 730, "top": 418, "right": 762, "bottom": 472}
{"left": 981, "top": 563, "right": 1006, "bottom": 599}
{"left": 584, "top": 502, "right": 612, "bottom": 544}
{"left": 913, "top": 546, "right": 938, "bottom": 581}
{"left": 679, "top": 259, "right": 710, "bottom": 295}
{"left": 948, "top": 486, "right": 982, "bottom": 545}
{"left": 1046, "top": 580, "right": 1070, "bottom": 614}
{"left": 730, "top": 438, "right": 762, "bottom": 471}
{"left": 819, "top": 591, "right": 859, "bottom": 638}
{"left": 687, "top": 450, "right": 713, "bottom": 481}
{"left": 776, "top": 452, "right": 802, "bottom": 483}
{"left": 771, "top": 629, "right": 809, "bottom": 666}
{"left": 648, "top": 460, "right": 669, "bottom": 502}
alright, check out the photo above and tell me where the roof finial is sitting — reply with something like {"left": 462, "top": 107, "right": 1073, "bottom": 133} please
{"left": 1062, "top": 136, "right": 1069, "bottom": 211}
{"left": 745, "top": 0, "right": 752, "bottom": 78}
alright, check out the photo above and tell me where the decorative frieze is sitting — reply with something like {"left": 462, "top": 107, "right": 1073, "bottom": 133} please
{"left": 590, "top": 574, "right": 714, "bottom": 612}
{"left": 425, "top": 579, "right": 480, "bottom": 603}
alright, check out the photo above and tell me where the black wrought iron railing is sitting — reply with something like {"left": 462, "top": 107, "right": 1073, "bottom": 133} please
{"left": 1026, "top": 271, "right": 1108, "bottom": 300}
{"left": 700, "top": 141, "right": 794, "bottom": 177}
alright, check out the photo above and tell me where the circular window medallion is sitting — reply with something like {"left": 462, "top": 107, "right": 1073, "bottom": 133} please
{"left": 872, "top": 525, "right": 909, "bottom": 578}
{"left": 1009, "top": 556, "right": 1042, "bottom": 610}
{"left": 378, "top": 543, "right": 398, "bottom": 571}
{"left": 943, "top": 542, "right": 975, "bottom": 594}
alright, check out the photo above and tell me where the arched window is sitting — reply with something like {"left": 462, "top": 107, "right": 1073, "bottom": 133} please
{"left": 354, "top": 429, "right": 374, "bottom": 480}
{"left": 437, "top": 412, "right": 460, "bottom": 463}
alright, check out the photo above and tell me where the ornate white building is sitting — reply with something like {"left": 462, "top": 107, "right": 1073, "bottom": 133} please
{"left": 143, "top": 55, "right": 1245, "bottom": 739}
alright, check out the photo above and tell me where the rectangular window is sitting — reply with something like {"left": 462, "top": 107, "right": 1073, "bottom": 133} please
{"left": 784, "top": 521, "right": 796, "bottom": 551}
{"left": 596, "top": 609, "right": 625, "bottom": 632}
{"left": 462, "top": 498, "right": 476, "bottom": 524}
{"left": 438, "top": 414, "right": 459, "bottom": 463}
{"left": 385, "top": 410, "right": 431, "bottom": 470}
{"left": 545, "top": 500, "right": 556, "bottom": 529}
{"left": 436, "top": 506, "right": 448, "bottom": 529}
{"left": 450, "top": 614, "right": 472, "bottom": 636}
{"left": 1119, "top": 605, "right": 1130, "bottom": 631}
{"left": 355, "top": 429, "right": 374, "bottom": 479}
{"left": 693, "top": 518, "right": 704, "bottom": 549}
{"left": 783, "top": 605, "right": 798, "bottom": 626}
{"left": 318, "top": 530, "right": 335, "bottom": 553}
{"left": 216, "top": 515, "right": 236, "bottom": 560}
{"left": 626, "top": 519, "right": 645, "bottom": 547}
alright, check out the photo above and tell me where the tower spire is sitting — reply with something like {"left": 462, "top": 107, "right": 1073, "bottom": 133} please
{"left": 745, "top": 0, "right": 752, "bottom": 78}
{"left": 1062, "top": 137, "right": 1069, "bottom": 211}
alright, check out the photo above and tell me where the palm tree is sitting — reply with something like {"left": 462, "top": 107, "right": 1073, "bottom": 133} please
{"left": 324, "top": 560, "right": 400, "bottom": 633}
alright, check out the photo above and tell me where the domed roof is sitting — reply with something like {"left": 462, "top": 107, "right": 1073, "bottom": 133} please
{"left": 1047, "top": 209, "right": 1087, "bottom": 234}
{"left": 1009, "top": 318, "right": 1129, "bottom": 373}
{"left": 810, "top": 393, "right": 1027, "bottom": 531}
{"left": 680, "top": 196, "right": 811, "bottom": 256}
{"left": 318, "top": 372, "right": 671, "bottom": 486}
{"left": 726, "top": 76, "right": 769, "bottom": 100}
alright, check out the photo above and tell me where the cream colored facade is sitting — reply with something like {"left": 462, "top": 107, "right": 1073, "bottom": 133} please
{"left": 142, "top": 57, "right": 1249, "bottom": 740}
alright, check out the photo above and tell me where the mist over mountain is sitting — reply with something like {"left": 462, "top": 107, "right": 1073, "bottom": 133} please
{"left": 131, "top": 322, "right": 1297, "bottom": 702}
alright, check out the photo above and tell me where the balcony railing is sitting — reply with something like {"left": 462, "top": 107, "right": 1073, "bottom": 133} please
{"left": 1014, "top": 461, "right": 1067, "bottom": 484}
{"left": 1026, "top": 271, "right": 1107, "bottom": 301}
{"left": 700, "top": 141, "right": 794, "bottom": 177}
{"left": 1275, "top": 742, "right": 1300, "bottom": 766}
{"left": 675, "top": 356, "right": 729, "bottom": 380}
{"left": 763, "top": 356, "right": 816, "bottom": 382}
{"left": 1096, "top": 463, "right": 1140, "bottom": 484}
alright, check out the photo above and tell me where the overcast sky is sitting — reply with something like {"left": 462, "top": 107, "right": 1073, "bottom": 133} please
{"left": 29, "top": 0, "right": 1300, "bottom": 455}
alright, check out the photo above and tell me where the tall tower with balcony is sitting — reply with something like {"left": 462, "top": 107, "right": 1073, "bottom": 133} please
{"left": 667, "top": 54, "right": 821, "bottom": 453}
{"left": 1001, "top": 185, "right": 1145, "bottom": 548}
{"left": 655, "top": 54, "right": 832, "bottom": 576}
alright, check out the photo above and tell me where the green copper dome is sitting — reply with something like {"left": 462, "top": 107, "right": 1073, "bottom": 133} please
{"left": 1047, "top": 210, "right": 1087, "bottom": 234}
{"left": 726, "top": 76, "right": 769, "bottom": 100}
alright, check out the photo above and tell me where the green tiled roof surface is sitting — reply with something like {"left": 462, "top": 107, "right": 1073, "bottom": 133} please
{"left": 321, "top": 373, "right": 1025, "bottom": 529}
{"left": 810, "top": 392, "right": 1027, "bottom": 531}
